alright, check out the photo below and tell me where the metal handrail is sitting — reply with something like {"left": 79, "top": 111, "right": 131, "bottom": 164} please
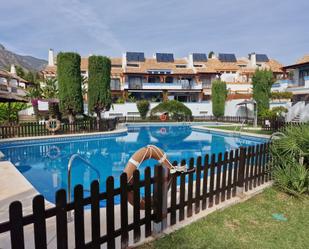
{"left": 67, "top": 154, "right": 100, "bottom": 204}
{"left": 233, "top": 119, "right": 246, "bottom": 135}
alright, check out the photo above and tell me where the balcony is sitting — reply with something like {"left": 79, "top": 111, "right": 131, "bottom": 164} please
{"left": 124, "top": 82, "right": 202, "bottom": 91}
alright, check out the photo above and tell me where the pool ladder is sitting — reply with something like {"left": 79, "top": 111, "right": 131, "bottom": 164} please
{"left": 233, "top": 120, "right": 246, "bottom": 136}
{"left": 67, "top": 154, "right": 100, "bottom": 221}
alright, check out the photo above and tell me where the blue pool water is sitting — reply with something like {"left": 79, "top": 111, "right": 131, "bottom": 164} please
{"left": 0, "top": 125, "right": 267, "bottom": 203}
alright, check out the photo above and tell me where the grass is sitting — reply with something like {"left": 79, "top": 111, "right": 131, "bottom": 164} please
{"left": 139, "top": 188, "right": 309, "bottom": 249}
{"left": 207, "top": 125, "right": 273, "bottom": 135}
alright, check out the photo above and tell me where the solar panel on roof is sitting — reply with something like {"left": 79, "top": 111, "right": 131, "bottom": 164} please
{"left": 193, "top": 53, "right": 207, "bottom": 62}
{"left": 156, "top": 53, "right": 174, "bottom": 62}
{"left": 256, "top": 54, "right": 269, "bottom": 62}
{"left": 218, "top": 53, "right": 237, "bottom": 62}
{"left": 126, "top": 52, "right": 145, "bottom": 62}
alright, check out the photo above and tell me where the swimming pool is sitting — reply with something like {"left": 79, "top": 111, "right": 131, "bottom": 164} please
{"left": 0, "top": 125, "right": 267, "bottom": 203}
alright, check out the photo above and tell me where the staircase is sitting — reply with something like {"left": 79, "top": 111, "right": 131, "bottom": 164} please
{"left": 291, "top": 114, "right": 301, "bottom": 122}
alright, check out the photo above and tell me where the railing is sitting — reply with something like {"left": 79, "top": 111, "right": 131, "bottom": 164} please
{"left": 67, "top": 154, "right": 101, "bottom": 203}
{"left": 0, "top": 143, "right": 271, "bottom": 249}
{"left": 0, "top": 118, "right": 118, "bottom": 139}
{"left": 124, "top": 82, "right": 202, "bottom": 90}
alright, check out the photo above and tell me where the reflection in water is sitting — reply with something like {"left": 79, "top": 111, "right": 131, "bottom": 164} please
{"left": 0, "top": 125, "right": 266, "bottom": 203}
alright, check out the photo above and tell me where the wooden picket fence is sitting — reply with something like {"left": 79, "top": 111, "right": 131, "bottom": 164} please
{"left": 0, "top": 118, "right": 118, "bottom": 139}
{"left": 0, "top": 143, "right": 271, "bottom": 249}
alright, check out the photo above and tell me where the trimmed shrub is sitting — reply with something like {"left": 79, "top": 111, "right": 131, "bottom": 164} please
{"left": 88, "top": 55, "right": 112, "bottom": 118}
{"left": 57, "top": 52, "right": 83, "bottom": 123}
{"left": 252, "top": 69, "right": 274, "bottom": 116}
{"left": 150, "top": 100, "right": 192, "bottom": 121}
{"left": 260, "top": 106, "right": 288, "bottom": 119}
{"left": 211, "top": 79, "right": 227, "bottom": 117}
{"left": 136, "top": 100, "right": 150, "bottom": 119}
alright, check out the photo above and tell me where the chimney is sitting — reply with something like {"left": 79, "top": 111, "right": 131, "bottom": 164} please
{"left": 188, "top": 54, "right": 194, "bottom": 69}
{"left": 250, "top": 52, "right": 256, "bottom": 67}
{"left": 48, "top": 49, "right": 54, "bottom": 66}
{"left": 10, "top": 64, "right": 16, "bottom": 76}
{"left": 122, "top": 53, "right": 127, "bottom": 71}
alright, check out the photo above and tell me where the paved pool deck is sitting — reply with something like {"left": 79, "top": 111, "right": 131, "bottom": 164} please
{"left": 191, "top": 125, "right": 271, "bottom": 139}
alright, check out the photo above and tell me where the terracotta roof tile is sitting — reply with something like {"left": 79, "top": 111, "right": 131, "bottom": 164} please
{"left": 0, "top": 69, "right": 28, "bottom": 83}
{"left": 296, "top": 54, "right": 309, "bottom": 64}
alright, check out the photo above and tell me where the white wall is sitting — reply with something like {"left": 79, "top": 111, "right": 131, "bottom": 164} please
{"left": 104, "top": 100, "right": 256, "bottom": 118}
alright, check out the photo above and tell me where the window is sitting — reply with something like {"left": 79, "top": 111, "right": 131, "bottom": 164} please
{"left": 176, "top": 65, "right": 187, "bottom": 68}
{"left": 110, "top": 78, "right": 121, "bottom": 90}
{"left": 194, "top": 64, "right": 203, "bottom": 67}
{"left": 127, "top": 63, "right": 139, "bottom": 67}
{"left": 112, "top": 64, "right": 122, "bottom": 68}
{"left": 128, "top": 76, "right": 142, "bottom": 89}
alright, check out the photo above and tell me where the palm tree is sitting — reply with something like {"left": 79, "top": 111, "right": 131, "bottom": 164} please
{"left": 42, "top": 78, "right": 58, "bottom": 99}
{"left": 26, "top": 82, "right": 42, "bottom": 120}
{"left": 41, "top": 78, "right": 60, "bottom": 119}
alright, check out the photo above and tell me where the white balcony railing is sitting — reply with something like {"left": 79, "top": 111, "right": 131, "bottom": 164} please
{"left": 124, "top": 82, "right": 202, "bottom": 90}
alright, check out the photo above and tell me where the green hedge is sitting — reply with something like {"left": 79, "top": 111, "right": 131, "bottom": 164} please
{"left": 150, "top": 100, "right": 192, "bottom": 121}
{"left": 57, "top": 52, "right": 83, "bottom": 120}
{"left": 211, "top": 79, "right": 227, "bottom": 117}
{"left": 88, "top": 55, "right": 112, "bottom": 116}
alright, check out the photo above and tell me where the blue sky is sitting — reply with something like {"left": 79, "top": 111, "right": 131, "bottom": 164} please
{"left": 0, "top": 0, "right": 308, "bottom": 64}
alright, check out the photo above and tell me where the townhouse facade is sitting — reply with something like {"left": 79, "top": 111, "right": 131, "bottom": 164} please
{"left": 42, "top": 50, "right": 283, "bottom": 103}
{"left": 0, "top": 65, "right": 28, "bottom": 102}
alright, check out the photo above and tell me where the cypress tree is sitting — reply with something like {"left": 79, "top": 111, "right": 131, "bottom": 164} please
{"left": 87, "top": 55, "right": 112, "bottom": 129}
{"left": 57, "top": 52, "right": 83, "bottom": 123}
{"left": 252, "top": 69, "right": 274, "bottom": 116}
{"left": 212, "top": 79, "right": 227, "bottom": 117}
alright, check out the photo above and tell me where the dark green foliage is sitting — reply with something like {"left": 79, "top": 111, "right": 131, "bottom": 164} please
{"left": 136, "top": 100, "right": 150, "bottom": 119}
{"left": 150, "top": 100, "right": 192, "bottom": 121}
{"left": 24, "top": 71, "right": 35, "bottom": 83}
{"left": 211, "top": 79, "right": 227, "bottom": 117}
{"left": 252, "top": 69, "right": 274, "bottom": 116}
{"left": 42, "top": 78, "right": 58, "bottom": 99}
{"left": 87, "top": 55, "right": 112, "bottom": 116}
{"left": 208, "top": 51, "right": 215, "bottom": 58}
{"left": 49, "top": 102, "right": 61, "bottom": 120}
{"left": 259, "top": 109, "right": 277, "bottom": 119}
{"left": 0, "top": 102, "right": 27, "bottom": 124}
{"left": 271, "top": 124, "right": 309, "bottom": 196}
{"left": 57, "top": 52, "right": 83, "bottom": 120}
{"left": 260, "top": 106, "right": 288, "bottom": 122}
{"left": 15, "top": 66, "right": 25, "bottom": 78}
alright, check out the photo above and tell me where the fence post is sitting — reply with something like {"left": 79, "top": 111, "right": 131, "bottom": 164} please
{"left": 153, "top": 165, "right": 168, "bottom": 236}
{"left": 237, "top": 147, "right": 246, "bottom": 197}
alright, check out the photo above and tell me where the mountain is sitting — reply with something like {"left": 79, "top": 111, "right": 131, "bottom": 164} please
{"left": 0, "top": 44, "right": 47, "bottom": 72}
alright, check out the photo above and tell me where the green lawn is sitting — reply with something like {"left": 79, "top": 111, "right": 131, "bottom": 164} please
{"left": 139, "top": 188, "right": 309, "bottom": 249}
{"left": 207, "top": 125, "right": 273, "bottom": 135}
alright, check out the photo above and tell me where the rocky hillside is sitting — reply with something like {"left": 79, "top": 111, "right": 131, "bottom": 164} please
{"left": 0, "top": 44, "right": 47, "bottom": 72}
